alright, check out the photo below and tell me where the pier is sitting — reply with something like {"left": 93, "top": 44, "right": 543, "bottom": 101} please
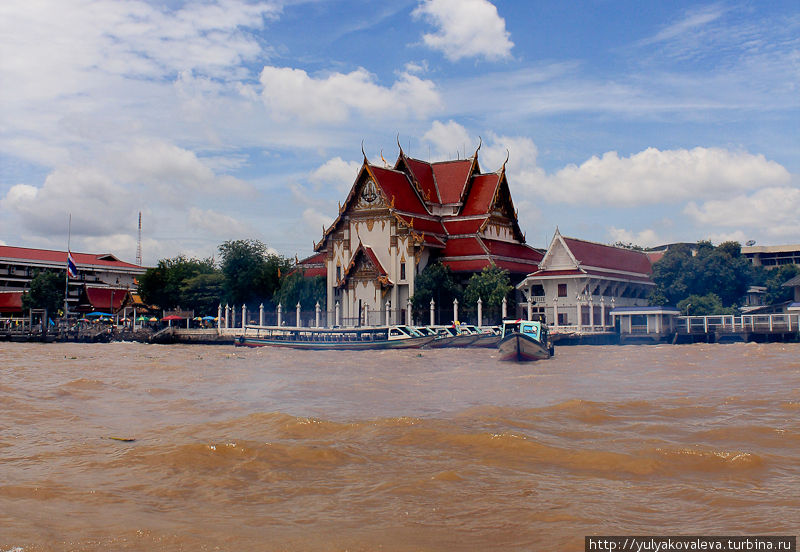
{"left": 674, "top": 313, "right": 799, "bottom": 343}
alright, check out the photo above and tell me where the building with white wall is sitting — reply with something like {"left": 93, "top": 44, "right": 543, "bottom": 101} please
{"left": 305, "top": 146, "right": 543, "bottom": 325}
{"left": 516, "top": 230, "right": 654, "bottom": 332}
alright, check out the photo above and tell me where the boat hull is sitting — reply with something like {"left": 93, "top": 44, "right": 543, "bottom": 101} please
{"left": 236, "top": 334, "right": 434, "bottom": 350}
{"left": 497, "top": 333, "right": 551, "bottom": 362}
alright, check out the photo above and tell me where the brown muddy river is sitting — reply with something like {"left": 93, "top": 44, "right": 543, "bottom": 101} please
{"left": 1, "top": 342, "right": 798, "bottom": 551}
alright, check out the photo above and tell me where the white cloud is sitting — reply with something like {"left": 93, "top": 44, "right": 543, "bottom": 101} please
{"left": 684, "top": 187, "right": 800, "bottom": 239}
{"left": 1, "top": 167, "right": 135, "bottom": 238}
{"left": 302, "top": 208, "right": 334, "bottom": 237}
{"left": 111, "top": 139, "right": 253, "bottom": 199}
{"left": 422, "top": 120, "right": 473, "bottom": 159}
{"left": 641, "top": 4, "right": 727, "bottom": 46}
{"left": 259, "top": 66, "right": 441, "bottom": 123}
{"left": 309, "top": 157, "right": 362, "bottom": 193}
{"left": 608, "top": 227, "right": 664, "bottom": 248}
{"left": 188, "top": 207, "right": 255, "bottom": 239}
{"left": 525, "top": 147, "right": 791, "bottom": 207}
{"left": 412, "top": 0, "right": 513, "bottom": 62}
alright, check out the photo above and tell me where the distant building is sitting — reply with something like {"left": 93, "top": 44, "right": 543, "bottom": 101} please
{"left": 0, "top": 245, "right": 147, "bottom": 316}
{"left": 516, "top": 229, "right": 654, "bottom": 331}
{"left": 300, "top": 146, "right": 543, "bottom": 325}
{"left": 742, "top": 244, "right": 800, "bottom": 268}
{"left": 783, "top": 274, "right": 800, "bottom": 306}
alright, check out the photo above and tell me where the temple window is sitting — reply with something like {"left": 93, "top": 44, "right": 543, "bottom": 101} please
{"left": 400, "top": 262, "right": 406, "bottom": 281}
{"left": 558, "top": 283, "right": 567, "bottom": 297}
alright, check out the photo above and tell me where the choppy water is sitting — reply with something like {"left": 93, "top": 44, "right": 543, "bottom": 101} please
{"left": 1, "top": 342, "right": 798, "bottom": 551}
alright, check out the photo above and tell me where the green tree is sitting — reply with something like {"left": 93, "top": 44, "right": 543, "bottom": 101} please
{"left": 650, "top": 241, "right": 752, "bottom": 309}
{"left": 752, "top": 264, "right": 800, "bottom": 305}
{"left": 463, "top": 265, "right": 513, "bottom": 321}
{"left": 218, "top": 239, "right": 291, "bottom": 308}
{"left": 274, "top": 272, "right": 326, "bottom": 310}
{"left": 138, "top": 256, "right": 218, "bottom": 311}
{"left": 22, "top": 270, "right": 65, "bottom": 316}
{"left": 676, "top": 293, "right": 736, "bottom": 316}
{"left": 410, "top": 262, "right": 462, "bottom": 322}
{"left": 180, "top": 272, "right": 225, "bottom": 315}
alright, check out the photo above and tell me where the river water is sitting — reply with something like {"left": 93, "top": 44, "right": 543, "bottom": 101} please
{"left": 1, "top": 342, "right": 798, "bottom": 551}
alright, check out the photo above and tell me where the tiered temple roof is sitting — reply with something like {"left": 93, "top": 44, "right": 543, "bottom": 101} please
{"left": 309, "top": 147, "right": 542, "bottom": 274}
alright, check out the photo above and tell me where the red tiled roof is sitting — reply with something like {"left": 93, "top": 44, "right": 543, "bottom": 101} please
{"left": 404, "top": 157, "right": 439, "bottom": 203}
{"left": 441, "top": 259, "right": 494, "bottom": 272}
{"left": 0, "top": 245, "right": 143, "bottom": 270}
{"left": 370, "top": 166, "right": 428, "bottom": 216}
{"left": 338, "top": 244, "right": 392, "bottom": 287}
{"left": 494, "top": 259, "right": 546, "bottom": 273}
{"left": 482, "top": 239, "right": 544, "bottom": 263}
{"left": 293, "top": 252, "right": 327, "bottom": 278}
{"left": 646, "top": 251, "right": 666, "bottom": 264}
{"left": 525, "top": 267, "right": 653, "bottom": 284}
{"left": 563, "top": 238, "right": 653, "bottom": 274}
{"left": 395, "top": 214, "right": 446, "bottom": 236}
{"left": 442, "top": 218, "right": 486, "bottom": 235}
{"left": 582, "top": 269, "right": 654, "bottom": 284}
{"left": 85, "top": 287, "right": 129, "bottom": 311}
{"left": 442, "top": 237, "right": 487, "bottom": 257}
{"left": 0, "top": 291, "right": 24, "bottom": 313}
{"left": 461, "top": 173, "right": 499, "bottom": 215}
{"left": 431, "top": 160, "right": 472, "bottom": 204}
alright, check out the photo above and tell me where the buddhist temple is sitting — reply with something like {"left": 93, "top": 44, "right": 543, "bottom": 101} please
{"left": 301, "top": 145, "right": 544, "bottom": 325}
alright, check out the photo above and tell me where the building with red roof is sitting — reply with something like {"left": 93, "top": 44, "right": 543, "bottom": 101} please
{"left": 515, "top": 229, "right": 654, "bottom": 332}
{"left": 301, "top": 145, "right": 544, "bottom": 324}
{"left": 0, "top": 245, "right": 147, "bottom": 316}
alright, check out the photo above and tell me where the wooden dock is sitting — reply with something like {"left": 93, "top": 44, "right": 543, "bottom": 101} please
{"left": 674, "top": 313, "right": 799, "bottom": 343}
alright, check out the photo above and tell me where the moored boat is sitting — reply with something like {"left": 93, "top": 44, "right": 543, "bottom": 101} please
{"left": 426, "top": 324, "right": 481, "bottom": 348}
{"left": 235, "top": 324, "right": 435, "bottom": 350}
{"left": 466, "top": 325, "right": 501, "bottom": 348}
{"left": 497, "top": 320, "right": 553, "bottom": 362}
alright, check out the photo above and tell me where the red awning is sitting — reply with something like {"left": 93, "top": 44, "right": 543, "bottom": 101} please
{"left": 85, "top": 287, "right": 129, "bottom": 312}
{"left": 0, "top": 291, "right": 24, "bottom": 313}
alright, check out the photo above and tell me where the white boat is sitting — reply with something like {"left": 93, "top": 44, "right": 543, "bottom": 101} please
{"left": 236, "top": 325, "right": 435, "bottom": 350}
{"left": 497, "top": 320, "right": 553, "bottom": 362}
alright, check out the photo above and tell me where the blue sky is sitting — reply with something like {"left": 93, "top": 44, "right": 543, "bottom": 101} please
{"left": 1, "top": 0, "right": 798, "bottom": 265}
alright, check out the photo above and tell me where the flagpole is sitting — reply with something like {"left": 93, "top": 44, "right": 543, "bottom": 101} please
{"left": 64, "top": 214, "right": 71, "bottom": 321}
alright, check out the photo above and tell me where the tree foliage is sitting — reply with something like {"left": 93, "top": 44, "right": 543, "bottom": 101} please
{"left": 138, "top": 256, "right": 218, "bottom": 312}
{"left": 410, "top": 262, "right": 462, "bottom": 320}
{"left": 752, "top": 264, "right": 800, "bottom": 305}
{"left": 463, "top": 265, "right": 513, "bottom": 310}
{"left": 22, "top": 270, "right": 64, "bottom": 316}
{"left": 676, "top": 293, "right": 736, "bottom": 316}
{"left": 218, "top": 239, "right": 291, "bottom": 308}
{"left": 650, "top": 241, "right": 753, "bottom": 311}
{"left": 274, "top": 272, "right": 326, "bottom": 310}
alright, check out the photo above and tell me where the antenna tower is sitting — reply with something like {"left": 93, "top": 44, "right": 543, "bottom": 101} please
{"left": 136, "top": 212, "right": 142, "bottom": 266}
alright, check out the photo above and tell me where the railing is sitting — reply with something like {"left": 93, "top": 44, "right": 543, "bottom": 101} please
{"left": 677, "top": 314, "right": 799, "bottom": 334}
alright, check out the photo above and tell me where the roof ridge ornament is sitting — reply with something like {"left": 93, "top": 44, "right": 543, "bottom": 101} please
{"left": 473, "top": 136, "right": 482, "bottom": 158}
{"left": 361, "top": 140, "right": 368, "bottom": 163}
{"left": 396, "top": 133, "right": 403, "bottom": 156}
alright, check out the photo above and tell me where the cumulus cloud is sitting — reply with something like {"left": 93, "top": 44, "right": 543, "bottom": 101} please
{"left": 1, "top": 167, "right": 135, "bottom": 238}
{"left": 422, "top": 120, "right": 473, "bottom": 159}
{"left": 302, "top": 208, "right": 334, "bottom": 236}
{"left": 259, "top": 66, "right": 441, "bottom": 123}
{"left": 188, "top": 207, "right": 255, "bottom": 238}
{"left": 608, "top": 227, "right": 664, "bottom": 248}
{"left": 684, "top": 187, "right": 800, "bottom": 239}
{"left": 111, "top": 139, "right": 253, "bottom": 199}
{"left": 525, "top": 147, "right": 791, "bottom": 207}
{"left": 309, "top": 157, "right": 362, "bottom": 193}
{"left": 412, "top": 0, "right": 513, "bottom": 62}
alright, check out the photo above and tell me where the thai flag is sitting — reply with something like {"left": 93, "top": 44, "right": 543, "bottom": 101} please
{"left": 67, "top": 251, "right": 78, "bottom": 278}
